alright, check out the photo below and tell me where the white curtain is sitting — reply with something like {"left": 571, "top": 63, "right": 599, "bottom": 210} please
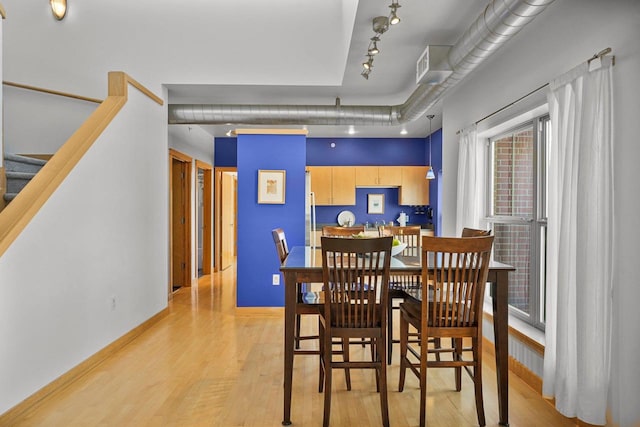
{"left": 456, "top": 124, "right": 485, "bottom": 235}
{"left": 543, "top": 57, "right": 614, "bottom": 425}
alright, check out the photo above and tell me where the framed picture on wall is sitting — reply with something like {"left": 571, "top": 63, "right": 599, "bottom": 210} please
{"left": 258, "top": 170, "right": 286, "bottom": 204}
{"left": 367, "top": 193, "right": 384, "bottom": 214}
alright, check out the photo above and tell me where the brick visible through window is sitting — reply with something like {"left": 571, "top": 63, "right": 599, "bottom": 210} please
{"left": 492, "top": 128, "right": 534, "bottom": 314}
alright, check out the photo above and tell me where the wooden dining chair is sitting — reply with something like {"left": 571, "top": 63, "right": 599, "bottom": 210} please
{"left": 461, "top": 227, "right": 491, "bottom": 238}
{"left": 272, "top": 228, "right": 353, "bottom": 391}
{"left": 271, "top": 228, "right": 320, "bottom": 351}
{"left": 378, "top": 225, "right": 422, "bottom": 364}
{"left": 319, "top": 236, "right": 393, "bottom": 427}
{"left": 321, "top": 225, "right": 365, "bottom": 237}
{"left": 398, "top": 235, "right": 494, "bottom": 427}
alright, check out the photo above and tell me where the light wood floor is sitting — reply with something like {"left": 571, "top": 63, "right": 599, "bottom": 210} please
{"left": 11, "top": 263, "right": 576, "bottom": 426}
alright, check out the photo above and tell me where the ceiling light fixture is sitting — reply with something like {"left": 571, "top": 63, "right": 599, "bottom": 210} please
{"left": 361, "top": 2, "right": 401, "bottom": 79}
{"left": 362, "top": 55, "right": 374, "bottom": 70}
{"left": 426, "top": 115, "right": 436, "bottom": 180}
{"left": 50, "top": 0, "right": 67, "bottom": 20}
{"left": 368, "top": 36, "right": 380, "bottom": 55}
{"left": 389, "top": 0, "right": 401, "bottom": 25}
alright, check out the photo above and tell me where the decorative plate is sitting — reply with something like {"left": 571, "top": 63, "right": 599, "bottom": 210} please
{"left": 337, "top": 210, "right": 356, "bottom": 227}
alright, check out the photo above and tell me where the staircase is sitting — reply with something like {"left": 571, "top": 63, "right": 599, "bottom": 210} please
{"left": 3, "top": 154, "right": 48, "bottom": 203}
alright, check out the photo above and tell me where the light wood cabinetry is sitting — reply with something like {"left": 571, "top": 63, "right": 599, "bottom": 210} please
{"left": 399, "top": 166, "right": 430, "bottom": 205}
{"left": 307, "top": 166, "right": 356, "bottom": 206}
{"left": 308, "top": 165, "right": 429, "bottom": 206}
{"left": 355, "top": 166, "right": 402, "bottom": 186}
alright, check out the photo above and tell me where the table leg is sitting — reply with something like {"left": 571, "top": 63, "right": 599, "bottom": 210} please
{"left": 282, "top": 271, "right": 297, "bottom": 426}
{"left": 492, "top": 270, "right": 510, "bottom": 426}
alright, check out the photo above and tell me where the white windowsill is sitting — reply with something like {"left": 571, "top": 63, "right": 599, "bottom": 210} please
{"left": 483, "top": 300, "right": 545, "bottom": 349}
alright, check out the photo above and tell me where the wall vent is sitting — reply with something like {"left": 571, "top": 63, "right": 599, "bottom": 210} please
{"left": 416, "top": 45, "right": 452, "bottom": 85}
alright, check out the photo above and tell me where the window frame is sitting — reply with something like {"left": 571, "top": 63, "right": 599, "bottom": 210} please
{"left": 485, "top": 114, "right": 549, "bottom": 331}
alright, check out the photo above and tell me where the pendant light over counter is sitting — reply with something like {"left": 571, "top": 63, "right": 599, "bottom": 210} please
{"left": 50, "top": 0, "right": 67, "bottom": 20}
{"left": 426, "top": 115, "right": 436, "bottom": 180}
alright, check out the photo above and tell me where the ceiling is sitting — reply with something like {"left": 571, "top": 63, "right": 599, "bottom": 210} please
{"left": 166, "top": 0, "right": 487, "bottom": 139}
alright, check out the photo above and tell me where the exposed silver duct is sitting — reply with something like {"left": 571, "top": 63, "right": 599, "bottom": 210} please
{"left": 168, "top": 0, "right": 555, "bottom": 126}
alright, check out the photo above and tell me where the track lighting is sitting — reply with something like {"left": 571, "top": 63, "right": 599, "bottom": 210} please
{"left": 363, "top": 55, "right": 374, "bottom": 70}
{"left": 368, "top": 36, "right": 380, "bottom": 55}
{"left": 361, "top": 2, "right": 402, "bottom": 79}
{"left": 389, "top": 0, "right": 401, "bottom": 25}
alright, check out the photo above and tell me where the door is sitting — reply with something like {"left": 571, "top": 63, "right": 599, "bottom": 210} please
{"left": 196, "top": 161, "right": 213, "bottom": 276}
{"left": 221, "top": 171, "right": 237, "bottom": 270}
{"left": 170, "top": 150, "right": 192, "bottom": 291}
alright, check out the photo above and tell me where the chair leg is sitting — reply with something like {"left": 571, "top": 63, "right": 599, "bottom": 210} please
{"left": 323, "top": 334, "right": 333, "bottom": 427}
{"left": 398, "top": 312, "right": 408, "bottom": 392}
{"left": 454, "top": 337, "right": 463, "bottom": 391}
{"left": 295, "top": 314, "right": 301, "bottom": 349}
{"left": 342, "top": 338, "right": 351, "bottom": 391}
{"left": 377, "top": 335, "right": 390, "bottom": 427}
{"left": 387, "top": 298, "right": 394, "bottom": 365}
{"left": 371, "top": 337, "right": 380, "bottom": 392}
{"left": 318, "top": 318, "right": 324, "bottom": 393}
{"left": 419, "top": 335, "right": 428, "bottom": 427}
{"left": 433, "top": 337, "right": 441, "bottom": 361}
{"left": 473, "top": 337, "right": 486, "bottom": 426}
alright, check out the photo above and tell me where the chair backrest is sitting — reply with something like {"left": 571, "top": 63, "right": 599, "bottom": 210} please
{"left": 461, "top": 227, "right": 491, "bottom": 237}
{"left": 322, "top": 225, "right": 365, "bottom": 237}
{"left": 321, "top": 236, "right": 393, "bottom": 328}
{"left": 379, "top": 225, "right": 421, "bottom": 256}
{"left": 421, "top": 235, "right": 494, "bottom": 328}
{"left": 271, "top": 228, "right": 289, "bottom": 263}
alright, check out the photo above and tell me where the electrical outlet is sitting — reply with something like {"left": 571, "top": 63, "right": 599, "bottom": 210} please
{"left": 272, "top": 274, "right": 280, "bottom": 285}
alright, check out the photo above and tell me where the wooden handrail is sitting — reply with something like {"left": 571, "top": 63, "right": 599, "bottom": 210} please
{"left": 3, "top": 81, "right": 103, "bottom": 104}
{"left": 0, "top": 72, "right": 163, "bottom": 258}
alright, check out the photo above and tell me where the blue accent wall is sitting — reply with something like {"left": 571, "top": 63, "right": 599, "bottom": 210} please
{"left": 220, "top": 132, "right": 442, "bottom": 307}
{"left": 427, "top": 129, "right": 442, "bottom": 235}
{"left": 307, "top": 137, "right": 426, "bottom": 166}
{"left": 216, "top": 133, "right": 443, "bottom": 233}
{"left": 214, "top": 137, "right": 237, "bottom": 167}
{"left": 236, "top": 133, "right": 306, "bottom": 307}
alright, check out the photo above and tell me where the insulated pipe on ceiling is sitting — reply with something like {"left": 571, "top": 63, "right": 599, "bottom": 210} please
{"left": 168, "top": 0, "right": 555, "bottom": 126}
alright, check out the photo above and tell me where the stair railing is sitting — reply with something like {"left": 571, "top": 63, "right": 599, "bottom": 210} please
{"left": 0, "top": 71, "right": 163, "bottom": 258}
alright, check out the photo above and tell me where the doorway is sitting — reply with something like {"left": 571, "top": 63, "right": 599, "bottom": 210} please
{"left": 214, "top": 168, "right": 237, "bottom": 271}
{"left": 170, "top": 149, "right": 192, "bottom": 293}
{"left": 196, "top": 160, "right": 213, "bottom": 276}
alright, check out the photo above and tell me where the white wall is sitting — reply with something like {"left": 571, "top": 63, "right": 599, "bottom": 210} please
{"left": 4, "top": 86, "right": 97, "bottom": 155}
{"left": 0, "top": 17, "right": 3, "bottom": 168}
{"left": 441, "top": 0, "right": 640, "bottom": 424}
{"left": 0, "top": 85, "right": 168, "bottom": 415}
{"left": 168, "top": 125, "right": 214, "bottom": 282}
{"left": 1, "top": 0, "right": 358, "bottom": 100}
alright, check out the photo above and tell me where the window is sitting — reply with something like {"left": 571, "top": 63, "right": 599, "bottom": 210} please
{"left": 486, "top": 115, "right": 549, "bottom": 330}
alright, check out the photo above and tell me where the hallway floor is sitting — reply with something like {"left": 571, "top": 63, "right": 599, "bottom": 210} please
{"left": 10, "top": 264, "right": 576, "bottom": 426}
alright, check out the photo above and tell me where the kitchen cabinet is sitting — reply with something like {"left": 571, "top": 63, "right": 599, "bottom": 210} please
{"left": 355, "top": 166, "right": 402, "bottom": 186}
{"left": 399, "top": 166, "right": 430, "bottom": 205}
{"left": 307, "top": 166, "right": 356, "bottom": 205}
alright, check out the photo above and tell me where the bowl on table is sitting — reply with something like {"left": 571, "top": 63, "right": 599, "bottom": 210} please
{"left": 391, "top": 242, "right": 407, "bottom": 257}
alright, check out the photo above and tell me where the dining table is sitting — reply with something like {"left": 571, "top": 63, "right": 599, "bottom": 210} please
{"left": 280, "top": 245, "right": 515, "bottom": 426}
